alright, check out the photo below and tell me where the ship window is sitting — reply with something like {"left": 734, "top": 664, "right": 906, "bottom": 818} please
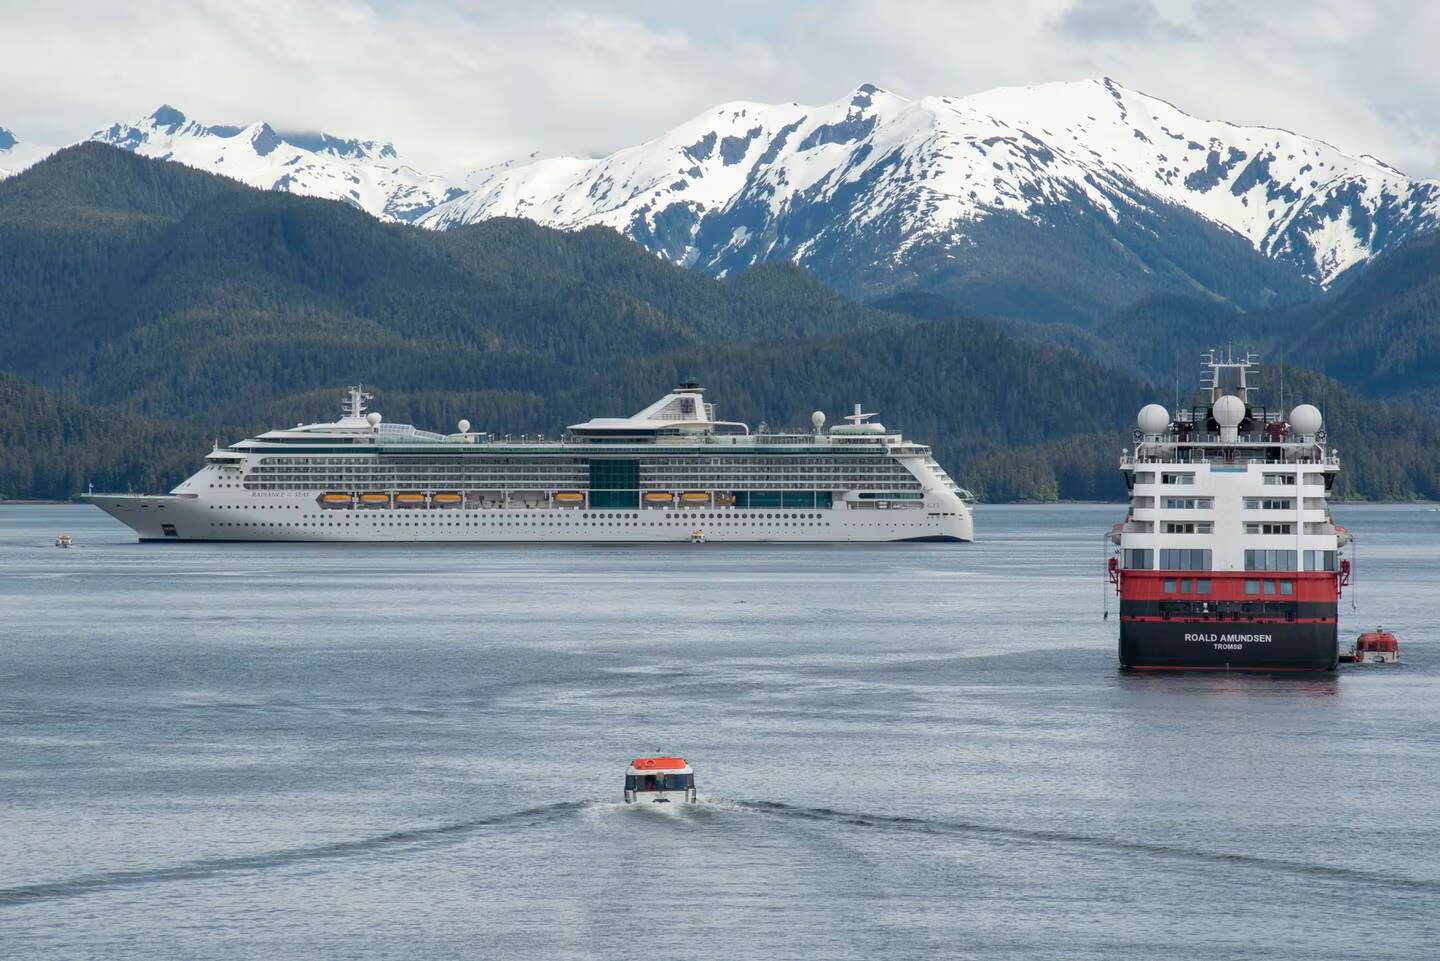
{"left": 1164, "top": 579, "right": 1176, "bottom": 593}
{"left": 1263, "top": 473, "right": 1296, "bottom": 486}
{"left": 1160, "top": 472, "right": 1195, "bottom": 485}
{"left": 1180, "top": 579, "right": 1193, "bottom": 593}
{"left": 1123, "top": 549, "right": 1152, "bottom": 570}
{"left": 1304, "top": 550, "right": 1337, "bottom": 572}
{"left": 1279, "top": 581, "right": 1294, "bottom": 595}
{"left": 1162, "top": 521, "right": 1212, "bottom": 534}
{"left": 1263, "top": 580, "right": 1277, "bottom": 595}
{"left": 1245, "top": 522, "right": 1293, "bottom": 535}
{"left": 1245, "top": 549, "right": 1297, "bottom": 571}
{"left": 1159, "top": 549, "right": 1210, "bottom": 570}
{"left": 1133, "top": 472, "right": 1156, "bottom": 484}
{"left": 1245, "top": 498, "right": 1295, "bottom": 510}
{"left": 1196, "top": 579, "right": 1211, "bottom": 594}
{"left": 1245, "top": 580, "right": 1260, "bottom": 595}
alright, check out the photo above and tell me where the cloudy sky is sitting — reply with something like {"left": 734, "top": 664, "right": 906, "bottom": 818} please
{"left": 3, "top": 0, "right": 1437, "bottom": 176}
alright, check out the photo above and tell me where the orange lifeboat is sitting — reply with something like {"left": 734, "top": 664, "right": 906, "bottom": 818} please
{"left": 1346, "top": 629, "right": 1400, "bottom": 665}
{"left": 624, "top": 756, "right": 696, "bottom": 804}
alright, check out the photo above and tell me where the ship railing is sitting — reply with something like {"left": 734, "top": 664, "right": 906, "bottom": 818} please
{"left": 1121, "top": 451, "right": 1330, "bottom": 467}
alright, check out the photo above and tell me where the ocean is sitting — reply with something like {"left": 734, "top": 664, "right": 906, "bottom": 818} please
{"left": 2, "top": 503, "right": 1436, "bottom": 960}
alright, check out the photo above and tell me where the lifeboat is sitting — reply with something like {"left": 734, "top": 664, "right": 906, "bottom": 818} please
{"left": 360, "top": 493, "right": 390, "bottom": 505}
{"left": 554, "top": 491, "right": 585, "bottom": 504}
{"left": 624, "top": 757, "right": 696, "bottom": 804}
{"left": 644, "top": 491, "right": 674, "bottom": 504}
{"left": 432, "top": 492, "right": 462, "bottom": 506}
{"left": 394, "top": 492, "right": 425, "bottom": 507}
{"left": 55, "top": 532, "right": 73, "bottom": 548}
{"left": 681, "top": 492, "right": 710, "bottom": 504}
{"left": 322, "top": 492, "right": 352, "bottom": 505}
{"left": 1344, "top": 629, "right": 1400, "bottom": 665}
{"left": 690, "top": 529, "right": 705, "bottom": 543}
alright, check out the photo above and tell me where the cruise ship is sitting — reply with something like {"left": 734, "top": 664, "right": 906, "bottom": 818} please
{"left": 1107, "top": 351, "right": 1351, "bottom": 671}
{"left": 87, "top": 383, "right": 975, "bottom": 543}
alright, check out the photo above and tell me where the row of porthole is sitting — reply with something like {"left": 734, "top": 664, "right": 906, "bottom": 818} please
{"left": 213, "top": 519, "right": 832, "bottom": 527}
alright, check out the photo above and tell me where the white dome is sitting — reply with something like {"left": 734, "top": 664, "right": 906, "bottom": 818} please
{"left": 811, "top": 411, "right": 826, "bottom": 429}
{"left": 458, "top": 419, "right": 471, "bottom": 433}
{"left": 1136, "top": 404, "right": 1170, "bottom": 435}
{"left": 366, "top": 412, "right": 382, "bottom": 426}
{"left": 1212, "top": 394, "right": 1245, "bottom": 428}
{"left": 1288, "top": 404, "right": 1323, "bottom": 435}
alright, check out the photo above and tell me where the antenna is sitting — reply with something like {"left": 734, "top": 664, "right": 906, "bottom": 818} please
{"left": 844, "top": 403, "right": 876, "bottom": 426}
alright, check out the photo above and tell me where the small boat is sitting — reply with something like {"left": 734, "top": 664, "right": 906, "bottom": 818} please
{"left": 690, "top": 529, "right": 705, "bottom": 543}
{"left": 322, "top": 492, "right": 352, "bottom": 504}
{"left": 1344, "top": 629, "right": 1401, "bottom": 665}
{"left": 624, "top": 757, "right": 696, "bottom": 804}
{"left": 55, "top": 532, "right": 73, "bottom": 548}
{"left": 360, "top": 493, "right": 390, "bottom": 505}
{"left": 681, "top": 491, "right": 710, "bottom": 504}
{"left": 643, "top": 491, "right": 674, "bottom": 504}
{"left": 394, "top": 492, "right": 425, "bottom": 507}
{"left": 432, "top": 492, "right": 463, "bottom": 506}
{"left": 554, "top": 491, "right": 585, "bottom": 504}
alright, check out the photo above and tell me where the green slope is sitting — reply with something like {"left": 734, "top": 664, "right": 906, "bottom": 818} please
{"left": 2, "top": 144, "right": 1436, "bottom": 503}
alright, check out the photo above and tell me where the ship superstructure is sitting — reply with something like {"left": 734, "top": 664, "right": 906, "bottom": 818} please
{"left": 1108, "top": 351, "right": 1350, "bottom": 671}
{"left": 87, "top": 383, "right": 974, "bottom": 543}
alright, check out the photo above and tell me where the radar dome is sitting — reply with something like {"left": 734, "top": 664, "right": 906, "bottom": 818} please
{"left": 458, "top": 419, "right": 471, "bottom": 433}
{"left": 366, "top": 412, "right": 382, "bottom": 426}
{"left": 811, "top": 411, "right": 826, "bottom": 430}
{"left": 1212, "top": 394, "right": 1245, "bottom": 428}
{"left": 1288, "top": 404, "right": 1322, "bottom": 435}
{"left": 1136, "top": 404, "right": 1170, "bottom": 435}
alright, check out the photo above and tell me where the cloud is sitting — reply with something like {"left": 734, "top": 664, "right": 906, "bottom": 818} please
{"left": 1053, "top": 0, "right": 1197, "bottom": 41}
{"left": 0, "top": 0, "right": 1436, "bottom": 177}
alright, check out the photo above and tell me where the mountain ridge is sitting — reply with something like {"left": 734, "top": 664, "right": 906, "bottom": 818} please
{"left": 4, "top": 78, "right": 1438, "bottom": 320}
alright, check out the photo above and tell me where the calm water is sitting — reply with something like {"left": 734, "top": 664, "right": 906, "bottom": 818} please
{"left": 1, "top": 503, "right": 1437, "bottom": 960}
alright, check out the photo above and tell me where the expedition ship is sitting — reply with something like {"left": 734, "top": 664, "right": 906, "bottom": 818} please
{"left": 87, "top": 383, "right": 974, "bottom": 543}
{"left": 1108, "top": 351, "right": 1351, "bottom": 671}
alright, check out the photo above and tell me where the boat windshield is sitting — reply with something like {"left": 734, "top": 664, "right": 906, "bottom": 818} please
{"left": 626, "top": 773, "right": 693, "bottom": 791}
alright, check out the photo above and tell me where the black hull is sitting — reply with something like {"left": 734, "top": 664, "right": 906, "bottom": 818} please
{"left": 1119, "top": 621, "right": 1338, "bottom": 672}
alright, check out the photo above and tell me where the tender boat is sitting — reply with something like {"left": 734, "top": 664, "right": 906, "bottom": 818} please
{"left": 624, "top": 756, "right": 696, "bottom": 804}
{"left": 55, "top": 532, "right": 73, "bottom": 548}
{"left": 1341, "top": 629, "right": 1400, "bottom": 664}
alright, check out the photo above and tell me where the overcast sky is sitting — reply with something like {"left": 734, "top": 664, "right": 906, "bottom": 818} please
{"left": 3, "top": 0, "right": 1437, "bottom": 177}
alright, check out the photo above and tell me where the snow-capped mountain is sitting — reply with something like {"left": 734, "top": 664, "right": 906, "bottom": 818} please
{"left": 88, "top": 106, "right": 464, "bottom": 222}
{"left": 422, "top": 78, "right": 1440, "bottom": 297}
{"left": 0, "top": 126, "right": 58, "bottom": 179}
{"left": 8, "top": 81, "right": 1439, "bottom": 322}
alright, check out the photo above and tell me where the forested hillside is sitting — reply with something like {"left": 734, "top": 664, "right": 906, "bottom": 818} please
{"left": 2, "top": 144, "right": 1438, "bottom": 503}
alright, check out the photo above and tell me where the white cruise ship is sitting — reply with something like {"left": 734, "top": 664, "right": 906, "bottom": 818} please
{"left": 87, "top": 383, "right": 975, "bottom": 543}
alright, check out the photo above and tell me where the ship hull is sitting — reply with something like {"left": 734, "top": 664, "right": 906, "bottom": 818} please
{"left": 84, "top": 493, "right": 974, "bottom": 543}
{"left": 1119, "top": 620, "right": 1338, "bottom": 672}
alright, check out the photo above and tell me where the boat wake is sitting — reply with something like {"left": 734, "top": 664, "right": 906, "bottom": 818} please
{"left": 733, "top": 800, "right": 1440, "bottom": 893}
{"left": 0, "top": 800, "right": 592, "bottom": 908}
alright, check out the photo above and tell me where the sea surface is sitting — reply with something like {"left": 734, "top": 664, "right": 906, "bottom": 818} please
{"left": 1, "top": 503, "right": 1437, "bottom": 960}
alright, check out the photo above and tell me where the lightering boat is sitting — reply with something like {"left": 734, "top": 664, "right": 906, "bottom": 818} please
{"left": 1342, "top": 629, "right": 1400, "bottom": 664}
{"left": 624, "top": 756, "right": 696, "bottom": 804}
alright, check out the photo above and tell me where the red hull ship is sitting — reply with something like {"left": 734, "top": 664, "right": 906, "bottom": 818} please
{"left": 1108, "top": 351, "right": 1351, "bottom": 671}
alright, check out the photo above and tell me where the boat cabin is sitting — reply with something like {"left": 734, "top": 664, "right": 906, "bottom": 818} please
{"left": 624, "top": 756, "right": 696, "bottom": 804}
{"left": 1354, "top": 630, "right": 1400, "bottom": 665}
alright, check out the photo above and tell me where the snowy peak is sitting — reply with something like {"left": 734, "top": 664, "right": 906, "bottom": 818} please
{"left": 88, "top": 106, "right": 460, "bottom": 223}
{"left": 422, "top": 78, "right": 1440, "bottom": 289}
{"left": 0, "top": 125, "right": 59, "bottom": 178}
